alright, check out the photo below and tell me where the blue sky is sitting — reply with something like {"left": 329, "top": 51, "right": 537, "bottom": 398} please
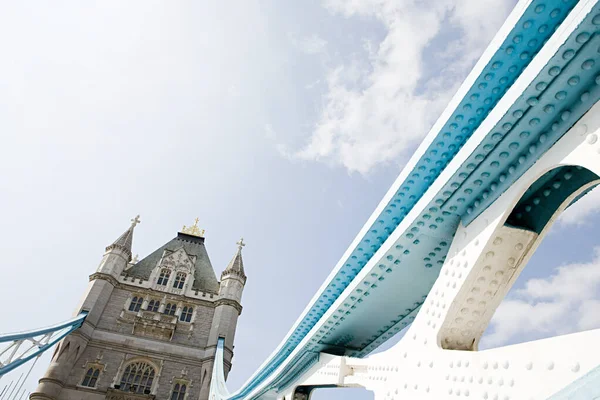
{"left": 1, "top": 1, "right": 599, "bottom": 399}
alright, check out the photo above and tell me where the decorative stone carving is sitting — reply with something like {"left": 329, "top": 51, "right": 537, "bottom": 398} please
{"left": 132, "top": 311, "right": 178, "bottom": 341}
{"left": 214, "top": 298, "right": 243, "bottom": 315}
{"left": 105, "top": 388, "right": 155, "bottom": 400}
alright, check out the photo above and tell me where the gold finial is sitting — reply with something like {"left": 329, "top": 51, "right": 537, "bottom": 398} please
{"left": 182, "top": 217, "right": 205, "bottom": 238}
{"left": 236, "top": 237, "right": 245, "bottom": 250}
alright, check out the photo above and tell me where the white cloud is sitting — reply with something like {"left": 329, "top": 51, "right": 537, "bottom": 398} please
{"left": 558, "top": 186, "right": 600, "bottom": 226}
{"left": 291, "top": 0, "right": 513, "bottom": 174}
{"left": 481, "top": 247, "right": 600, "bottom": 348}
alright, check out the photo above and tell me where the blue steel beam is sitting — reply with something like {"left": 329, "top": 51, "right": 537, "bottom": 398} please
{"left": 0, "top": 312, "right": 87, "bottom": 376}
{"left": 226, "top": 0, "right": 600, "bottom": 398}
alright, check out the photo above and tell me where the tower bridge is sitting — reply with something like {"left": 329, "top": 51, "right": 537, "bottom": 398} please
{"left": 0, "top": 0, "right": 599, "bottom": 399}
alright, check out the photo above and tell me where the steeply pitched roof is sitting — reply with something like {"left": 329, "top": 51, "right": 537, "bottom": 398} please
{"left": 221, "top": 240, "right": 247, "bottom": 283}
{"left": 105, "top": 215, "right": 141, "bottom": 262}
{"left": 124, "top": 232, "right": 220, "bottom": 293}
{"left": 105, "top": 227, "right": 134, "bottom": 261}
{"left": 224, "top": 247, "right": 245, "bottom": 275}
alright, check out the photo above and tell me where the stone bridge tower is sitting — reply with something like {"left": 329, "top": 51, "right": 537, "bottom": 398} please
{"left": 30, "top": 217, "right": 247, "bottom": 400}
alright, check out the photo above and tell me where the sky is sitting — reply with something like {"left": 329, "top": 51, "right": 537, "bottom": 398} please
{"left": 1, "top": 1, "right": 600, "bottom": 399}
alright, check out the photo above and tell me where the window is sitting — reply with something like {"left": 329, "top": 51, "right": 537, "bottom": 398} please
{"left": 157, "top": 269, "right": 171, "bottom": 286}
{"left": 180, "top": 306, "right": 193, "bottom": 322}
{"left": 173, "top": 273, "right": 186, "bottom": 289}
{"left": 81, "top": 367, "right": 100, "bottom": 387}
{"left": 164, "top": 303, "right": 176, "bottom": 316}
{"left": 171, "top": 383, "right": 187, "bottom": 400}
{"left": 129, "top": 296, "right": 143, "bottom": 312}
{"left": 119, "top": 361, "right": 155, "bottom": 394}
{"left": 147, "top": 300, "right": 159, "bottom": 312}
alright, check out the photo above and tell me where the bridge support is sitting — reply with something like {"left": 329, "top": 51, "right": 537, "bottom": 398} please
{"left": 278, "top": 102, "right": 600, "bottom": 400}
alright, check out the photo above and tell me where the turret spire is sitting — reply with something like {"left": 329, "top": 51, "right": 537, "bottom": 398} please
{"left": 221, "top": 238, "right": 246, "bottom": 283}
{"left": 105, "top": 215, "right": 140, "bottom": 262}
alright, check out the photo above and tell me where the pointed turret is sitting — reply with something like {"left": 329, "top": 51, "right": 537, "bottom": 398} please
{"left": 33, "top": 216, "right": 143, "bottom": 399}
{"left": 221, "top": 238, "right": 246, "bottom": 284}
{"left": 206, "top": 238, "right": 248, "bottom": 387}
{"left": 96, "top": 215, "right": 140, "bottom": 277}
{"left": 104, "top": 215, "right": 140, "bottom": 262}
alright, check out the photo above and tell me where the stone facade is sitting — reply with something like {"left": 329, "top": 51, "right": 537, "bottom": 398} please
{"left": 30, "top": 219, "right": 246, "bottom": 400}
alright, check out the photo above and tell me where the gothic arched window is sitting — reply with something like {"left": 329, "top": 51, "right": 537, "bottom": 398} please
{"left": 173, "top": 273, "right": 186, "bottom": 289}
{"left": 171, "top": 383, "right": 187, "bottom": 400}
{"left": 180, "top": 306, "right": 193, "bottom": 322}
{"left": 129, "top": 296, "right": 143, "bottom": 312}
{"left": 81, "top": 367, "right": 100, "bottom": 387}
{"left": 119, "top": 361, "right": 155, "bottom": 394}
{"left": 164, "top": 303, "right": 176, "bottom": 316}
{"left": 157, "top": 269, "right": 171, "bottom": 286}
{"left": 147, "top": 300, "right": 159, "bottom": 312}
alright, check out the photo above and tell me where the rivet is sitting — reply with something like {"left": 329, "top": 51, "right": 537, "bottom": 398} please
{"left": 563, "top": 49, "right": 575, "bottom": 60}
{"left": 581, "top": 92, "right": 590, "bottom": 102}
{"left": 576, "top": 124, "right": 588, "bottom": 136}
{"left": 568, "top": 76, "right": 580, "bottom": 86}
{"left": 576, "top": 31, "right": 590, "bottom": 43}
{"left": 549, "top": 66, "right": 561, "bottom": 76}
{"left": 582, "top": 59, "right": 595, "bottom": 70}
{"left": 587, "top": 134, "right": 598, "bottom": 144}
{"left": 555, "top": 90, "right": 567, "bottom": 100}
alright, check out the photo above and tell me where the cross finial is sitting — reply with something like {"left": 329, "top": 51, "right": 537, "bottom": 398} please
{"left": 237, "top": 238, "right": 245, "bottom": 250}
{"left": 130, "top": 215, "right": 141, "bottom": 228}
